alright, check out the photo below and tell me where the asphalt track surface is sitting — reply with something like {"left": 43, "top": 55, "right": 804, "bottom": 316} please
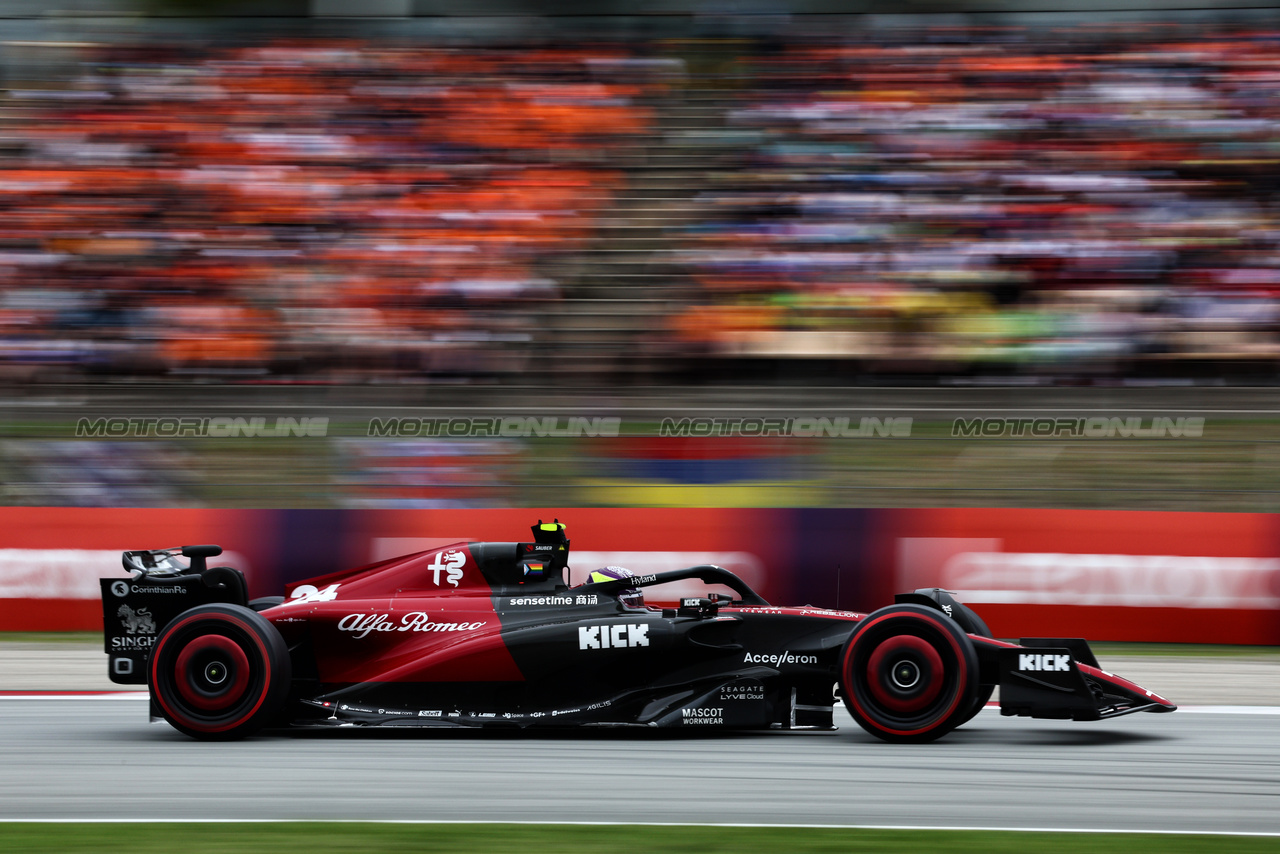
{"left": 3, "top": 696, "right": 1278, "bottom": 834}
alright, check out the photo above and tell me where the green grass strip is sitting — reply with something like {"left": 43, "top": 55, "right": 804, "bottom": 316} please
{"left": 0, "top": 632, "right": 100, "bottom": 645}
{"left": 0, "top": 823, "right": 1276, "bottom": 854}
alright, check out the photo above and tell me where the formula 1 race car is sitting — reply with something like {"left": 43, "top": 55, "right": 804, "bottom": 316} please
{"left": 101, "top": 521, "right": 1175, "bottom": 743}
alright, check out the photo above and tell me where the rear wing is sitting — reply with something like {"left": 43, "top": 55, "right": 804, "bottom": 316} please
{"left": 101, "top": 545, "right": 248, "bottom": 685}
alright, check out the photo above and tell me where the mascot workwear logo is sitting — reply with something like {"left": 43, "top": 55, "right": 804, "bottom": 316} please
{"left": 430, "top": 550, "right": 467, "bottom": 588}
{"left": 579, "top": 624, "right": 649, "bottom": 650}
{"left": 1018, "top": 653, "right": 1072, "bottom": 672}
{"left": 681, "top": 707, "right": 723, "bottom": 725}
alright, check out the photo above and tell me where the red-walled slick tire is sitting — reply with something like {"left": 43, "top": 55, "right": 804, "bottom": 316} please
{"left": 953, "top": 604, "right": 995, "bottom": 728}
{"left": 839, "top": 604, "right": 979, "bottom": 743}
{"left": 149, "top": 603, "right": 291, "bottom": 741}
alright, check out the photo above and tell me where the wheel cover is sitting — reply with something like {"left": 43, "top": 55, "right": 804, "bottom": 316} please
{"left": 865, "top": 634, "right": 943, "bottom": 714}
{"left": 174, "top": 634, "right": 251, "bottom": 712}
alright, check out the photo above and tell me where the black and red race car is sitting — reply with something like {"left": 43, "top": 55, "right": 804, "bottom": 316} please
{"left": 101, "top": 521, "right": 1174, "bottom": 743}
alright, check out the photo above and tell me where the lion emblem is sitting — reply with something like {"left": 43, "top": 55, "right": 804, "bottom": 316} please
{"left": 117, "top": 604, "right": 156, "bottom": 635}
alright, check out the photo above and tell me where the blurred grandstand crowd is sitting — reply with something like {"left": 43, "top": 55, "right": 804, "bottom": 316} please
{"left": 2, "top": 19, "right": 1279, "bottom": 384}
{"left": 1, "top": 40, "right": 657, "bottom": 381}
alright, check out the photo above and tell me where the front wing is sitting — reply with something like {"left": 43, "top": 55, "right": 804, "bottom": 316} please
{"left": 979, "top": 637, "right": 1176, "bottom": 720}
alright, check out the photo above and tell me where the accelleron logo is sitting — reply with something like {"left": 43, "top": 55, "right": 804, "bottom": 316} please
{"left": 743, "top": 650, "right": 817, "bottom": 666}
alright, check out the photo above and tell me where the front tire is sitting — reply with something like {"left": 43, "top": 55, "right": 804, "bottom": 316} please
{"left": 839, "top": 604, "right": 978, "bottom": 743}
{"left": 149, "top": 603, "right": 291, "bottom": 740}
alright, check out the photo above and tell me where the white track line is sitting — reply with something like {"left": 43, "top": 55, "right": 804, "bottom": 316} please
{"left": 0, "top": 819, "right": 1275, "bottom": 836}
{"left": 0, "top": 692, "right": 147, "bottom": 699}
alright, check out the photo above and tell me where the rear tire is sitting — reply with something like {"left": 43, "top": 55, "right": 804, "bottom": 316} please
{"left": 149, "top": 603, "right": 291, "bottom": 740}
{"left": 952, "top": 604, "right": 995, "bottom": 728}
{"left": 839, "top": 604, "right": 978, "bottom": 743}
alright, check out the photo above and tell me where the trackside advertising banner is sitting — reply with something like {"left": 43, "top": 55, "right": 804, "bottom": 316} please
{"left": 1, "top": 507, "right": 1279, "bottom": 644}
{"left": 0, "top": 508, "right": 273, "bottom": 632}
{"left": 881, "top": 509, "right": 1280, "bottom": 645}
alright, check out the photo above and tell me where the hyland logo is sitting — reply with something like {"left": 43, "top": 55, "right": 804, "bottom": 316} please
{"left": 743, "top": 650, "right": 817, "bottom": 666}
{"left": 579, "top": 624, "right": 649, "bottom": 650}
{"left": 430, "top": 550, "right": 467, "bottom": 587}
{"left": 1018, "top": 653, "right": 1072, "bottom": 672}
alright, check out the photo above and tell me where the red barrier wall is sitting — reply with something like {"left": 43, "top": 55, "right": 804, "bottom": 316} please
{"left": 3, "top": 506, "right": 1279, "bottom": 644}
{"left": 0, "top": 507, "right": 793, "bottom": 632}
{"left": 0, "top": 507, "right": 272, "bottom": 631}
{"left": 887, "top": 508, "right": 1280, "bottom": 644}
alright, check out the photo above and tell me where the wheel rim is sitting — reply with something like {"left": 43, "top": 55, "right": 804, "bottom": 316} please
{"left": 173, "top": 634, "right": 251, "bottom": 713}
{"left": 865, "top": 634, "right": 943, "bottom": 714}
{"left": 841, "top": 608, "right": 975, "bottom": 740}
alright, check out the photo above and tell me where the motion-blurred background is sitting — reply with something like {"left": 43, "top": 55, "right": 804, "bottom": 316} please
{"left": 0, "top": 0, "right": 1277, "bottom": 513}
{"left": 0, "top": 0, "right": 1278, "bottom": 644}
{"left": 5, "top": 2, "right": 1280, "bottom": 387}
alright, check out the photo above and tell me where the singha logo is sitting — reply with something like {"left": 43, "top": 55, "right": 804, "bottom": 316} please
{"left": 117, "top": 604, "right": 156, "bottom": 635}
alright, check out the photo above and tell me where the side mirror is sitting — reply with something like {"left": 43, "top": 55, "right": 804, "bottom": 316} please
{"left": 181, "top": 544, "right": 223, "bottom": 574}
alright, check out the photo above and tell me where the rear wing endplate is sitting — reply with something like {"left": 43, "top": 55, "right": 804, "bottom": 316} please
{"left": 101, "top": 545, "right": 247, "bottom": 685}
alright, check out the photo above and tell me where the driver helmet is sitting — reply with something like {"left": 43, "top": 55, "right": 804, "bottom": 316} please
{"left": 589, "top": 566, "right": 644, "bottom": 609}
